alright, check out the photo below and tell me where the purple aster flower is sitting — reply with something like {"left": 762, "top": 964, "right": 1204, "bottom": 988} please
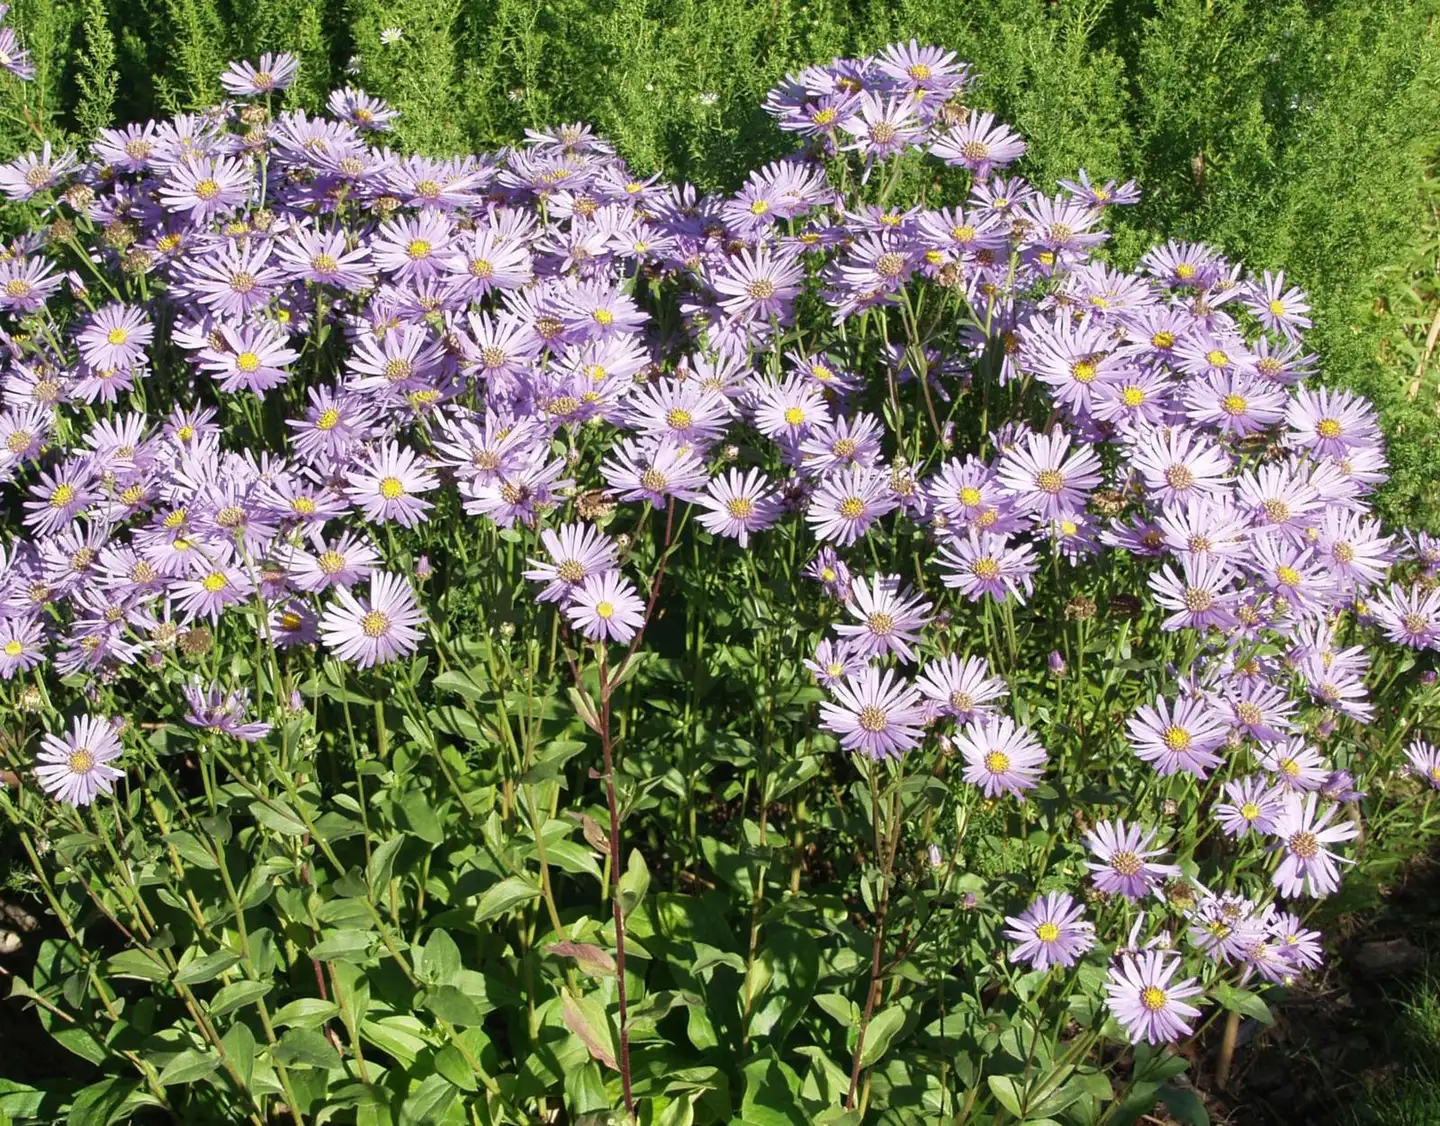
{"left": 0, "top": 25, "right": 35, "bottom": 80}
{"left": 796, "top": 414, "right": 884, "bottom": 476}
{"left": 0, "top": 616, "right": 46, "bottom": 678}
{"left": 1223, "top": 679, "right": 1295, "bottom": 742}
{"left": 1104, "top": 951, "right": 1205, "bottom": 1045}
{"left": 185, "top": 239, "right": 281, "bottom": 318}
{"left": 936, "top": 530, "right": 1037, "bottom": 604}
{"left": 523, "top": 523, "right": 619, "bottom": 604}
{"left": 1369, "top": 584, "right": 1440, "bottom": 650}
{"left": 696, "top": 468, "right": 783, "bottom": 548}
{"left": 319, "top": 572, "right": 426, "bottom": 668}
{"left": 78, "top": 304, "right": 154, "bottom": 371}
{"left": 807, "top": 466, "right": 898, "bottom": 546}
{"left": 1319, "top": 770, "right": 1365, "bottom": 805}
{"left": 1405, "top": 739, "right": 1440, "bottom": 790}
{"left": 931, "top": 111, "right": 1027, "bottom": 178}
{"left": 271, "top": 602, "right": 319, "bottom": 649}
{"left": 442, "top": 223, "right": 533, "bottom": 300}
{"left": 818, "top": 665, "right": 926, "bottom": 760}
{"left": 1315, "top": 509, "right": 1392, "bottom": 589}
{"left": 327, "top": 87, "right": 400, "bottom": 130}
{"left": 839, "top": 93, "right": 924, "bottom": 163}
{"left": 219, "top": 52, "right": 300, "bottom": 95}
{"left": 373, "top": 211, "right": 454, "bottom": 282}
{"left": 1148, "top": 554, "right": 1240, "bottom": 632}
{"left": 1268, "top": 909, "right": 1324, "bottom": 975}
{"left": 1127, "top": 695, "right": 1228, "bottom": 777}
{"left": 24, "top": 463, "right": 94, "bottom": 536}
{"left": 275, "top": 225, "right": 377, "bottom": 291}
{"left": 346, "top": 442, "right": 438, "bottom": 527}
{"left": 1183, "top": 370, "right": 1288, "bottom": 437}
{"left": 565, "top": 571, "right": 646, "bottom": 644}
{"left": 184, "top": 680, "right": 272, "bottom": 742}
{"left": 873, "top": 40, "right": 967, "bottom": 98}
{"left": 1003, "top": 892, "right": 1095, "bottom": 972}
{"left": 1259, "top": 738, "right": 1331, "bottom": 792}
{"left": 35, "top": 715, "right": 125, "bottom": 806}
{"left": 198, "top": 321, "right": 300, "bottom": 395}
{"left": 173, "top": 558, "right": 256, "bottom": 623}
{"left": 0, "top": 142, "right": 79, "bottom": 200}
{"left": 625, "top": 380, "right": 731, "bottom": 447}
{"left": 711, "top": 245, "right": 806, "bottom": 324}
{"left": 1270, "top": 792, "right": 1358, "bottom": 898}
{"left": 602, "top": 436, "right": 709, "bottom": 509}
{"left": 752, "top": 376, "right": 831, "bottom": 441}
{"left": 158, "top": 155, "right": 253, "bottom": 223}
{"left": 1085, "top": 819, "right": 1180, "bottom": 901}
{"left": 286, "top": 530, "right": 380, "bottom": 592}
{"left": 0, "top": 254, "right": 63, "bottom": 312}
{"left": 1286, "top": 386, "right": 1380, "bottom": 460}
{"left": 1214, "top": 775, "right": 1286, "bottom": 839}
{"left": 805, "top": 547, "right": 852, "bottom": 600}
{"left": 954, "top": 716, "right": 1048, "bottom": 798}
{"left": 804, "top": 637, "right": 868, "bottom": 688}
{"left": 1187, "top": 894, "right": 1266, "bottom": 966}
{"left": 1129, "top": 427, "right": 1231, "bottom": 508}
{"left": 834, "top": 572, "right": 933, "bottom": 662}
{"left": 1244, "top": 270, "right": 1311, "bottom": 340}
{"left": 996, "top": 430, "right": 1103, "bottom": 519}
{"left": 914, "top": 653, "right": 1007, "bottom": 722}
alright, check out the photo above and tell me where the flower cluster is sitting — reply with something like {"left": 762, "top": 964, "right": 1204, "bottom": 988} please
{"left": 0, "top": 40, "right": 1435, "bottom": 1067}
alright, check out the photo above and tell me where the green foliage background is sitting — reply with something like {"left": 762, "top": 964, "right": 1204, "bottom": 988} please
{"left": 2, "top": 0, "right": 1438, "bottom": 527}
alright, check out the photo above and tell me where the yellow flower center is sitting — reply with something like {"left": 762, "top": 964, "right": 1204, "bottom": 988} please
{"left": 315, "top": 408, "right": 341, "bottom": 431}
{"left": 1121, "top": 386, "right": 1145, "bottom": 407}
{"left": 106, "top": 327, "right": 129, "bottom": 345}
{"left": 406, "top": 239, "right": 431, "bottom": 259}
{"left": 3, "top": 640, "right": 24, "bottom": 656}
{"left": 1316, "top": 418, "right": 1342, "bottom": 440}
{"left": 1162, "top": 726, "right": 1191, "bottom": 752}
{"left": 1035, "top": 922, "right": 1060, "bottom": 943}
{"left": 1240, "top": 801, "right": 1261, "bottom": 820}
{"left": 68, "top": 749, "right": 96, "bottom": 774}
{"left": 726, "top": 497, "right": 755, "bottom": 519}
{"left": 379, "top": 476, "right": 405, "bottom": 500}
{"left": 361, "top": 610, "right": 390, "bottom": 638}
{"left": 783, "top": 406, "right": 805, "bottom": 426}
{"left": 858, "top": 706, "right": 888, "bottom": 733}
{"left": 983, "top": 751, "right": 1011, "bottom": 774}
{"left": 838, "top": 497, "right": 865, "bottom": 520}
{"left": 1206, "top": 349, "right": 1229, "bottom": 367}
{"left": 194, "top": 178, "right": 221, "bottom": 200}
{"left": 202, "top": 572, "right": 227, "bottom": 593}
{"left": 1141, "top": 986, "right": 1167, "bottom": 1012}
{"left": 595, "top": 600, "right": 615, "bottom": 620}
{"left": 50, "top": 484, "right": 75, "bottom": 507}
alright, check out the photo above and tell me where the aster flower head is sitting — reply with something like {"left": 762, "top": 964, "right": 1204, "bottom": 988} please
{"left": 954, "top": 716, "right": 1048, "bottom": 799}
{"left": 913, "top": 653, "right": 1007, "bottom": 722}
{"left": 78, "top": 304, "right": 154, "bottom": 372}
{"left": 996, "top": 429, "right": 1103, "bottom": 519}
{"left": 1085, "top": 819, "right": 1180, "bottom": 901}
{"left": 1003, "top": 892, "right": 1095, "bottom": 972}
{"left": 805, "top": 547, "right": 852, "bottom": 600}
{"left": 183, "top": 680, "right": 272, "bottom": 742}
{"left": 931, "top": 111, "right": 1027, "bottom": 178}
{"left": 839, "top": 93, "right": 924, "bottom": 163}
{"left": 345, "top": 442, "right": 438, "bottom": 528}
{"left": 1270, "top": 792, "right": 1358, "bottom": 898}
{"left": 220, "top": 52, "right": 300, "bottom": 95}
{"left": 523, "top": 522, "right": 619, "bottom": 604}
{"left": 807, "top": 466, "right": 898, "bottom": 546}
{"left": 1149, "top": 554, "right": 1240, "bottom": 633}
{"left": 566, "top": 571, "right": 646, "bottom": 644}
{"left": 1405, "top": 740, "right": 1440, "bottom": 790}
{"left": 1244, "top": 270, "right": 1311, "bottom": 340}
{"left": 936, "top": 529, "right": 1037, "bottom": 604}
{"left": 804, "top": 637, "right": 869, "bottom": 689}
{"left": 834, "top": 572, "right": 933, "bottom": 662}
{"left": 1127, "top": 694, "right": 1228, "bottom": 777}
{"left": 158, "top": 155, "right": 254, "bottom": 223}
{"left": 1105, "top": 950, "right": 1205, "bottom": 1045}
{"left": 319, "top": 572, "right": 426, "bottom": 668}
{"left": 818, "top": 665, "right": 926, "bottom": 760}
{"left": 696, "top": 468, "right": 783, "bottom": 548}
{"left": 1260, "top": 737, "right": 1331, "bottom": 792}
{"left": 1214, "top": 775, "right": 1286, "bottom": 839}
{"left": 35, "top": 715, "right": 125, "bottom": 806}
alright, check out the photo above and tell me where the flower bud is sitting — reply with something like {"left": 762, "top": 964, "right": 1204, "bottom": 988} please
{"left": 1048, "top": 651, "right": 1067, "bottom": 676}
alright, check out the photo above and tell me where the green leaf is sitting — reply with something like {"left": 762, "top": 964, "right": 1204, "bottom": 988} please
{"left": 65, "top": 1076, "right": 135, "bottom": 1126}
{"left": 173, "top": 950, "right": 240, "bottom": 985}
{"left": 475, "top": 875, "right": 540, "bottom": 922}
{"left": 250, "top": 800, "right": 308, "bottom": 837}
{"left": 271, "top": 998, "right": 340, "bottom": 1029}
{"left": 366, "top": 835, "right": 406, "bottom": 899}
{"left": 1211, "top": 982, "right": 1274, "bottom": 1026}
{"left": 424, "top": 984, "right": 484, "bottom": 1027}
{"left": 398, "top": 792, "right": 445, "bottom": 845}
{"left": 858, "top": 1005, "right": 906, "bottom": 1069}
{"left": 272, "top": 1028, "right": 343, "bottom": 1070}
{"left": 162, "top": 831, "right": 218, "bottom": 870}
{"left": 433, "top": 669, "right": 487, "bottom": 703}
{"left": 548, "top": 941, "right": 616, "bottom": 977}
{"left": 562, "top": 990, "right": 618, "bottom": 1071}
{"left": 104, "top": 949, "right": 168, "bottom": 982}
{"left": 209, "top": 979, "right": 272, "bottom": 1018}
{"left": 422, "top": 928, "right": 462, "bottom": 985}
{"left": 310, "top": 929, "right": 376, "bottom": 963}
{"left": 400, "top": 1074, "right": 457, "bottom": 1126}
{"left": 1159, "top": 1085, "right": 1210, "bottom": 1126}
{"left": 986, "top": 1075, "right": 1025, "bottom": 1118}
{"left": 157, "top": 1049, "right": 221, "bottom": 1086}
{"left": 618, "top": 849, "right": 650, "bottom": 918}
{"left": 221, "top": 1020, "right": 256, "bottom": 1090}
